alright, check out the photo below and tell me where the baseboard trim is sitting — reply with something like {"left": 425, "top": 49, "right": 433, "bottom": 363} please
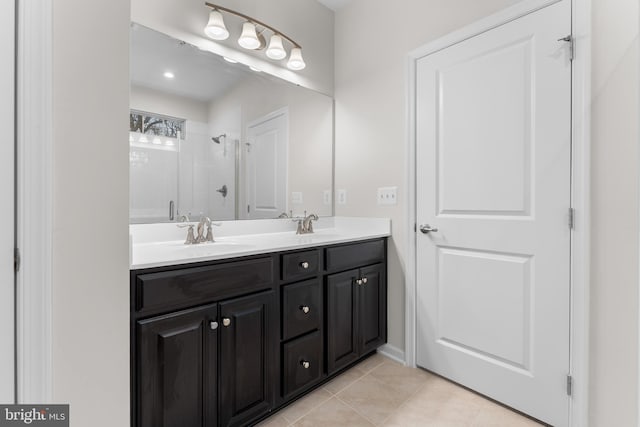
{"left": 378, "top": 344, "right": 405, "bottom": 365}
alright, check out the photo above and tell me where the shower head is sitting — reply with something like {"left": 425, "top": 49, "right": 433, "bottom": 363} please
{"left": 211, "top": 134, "right": 227, "bottom": 144}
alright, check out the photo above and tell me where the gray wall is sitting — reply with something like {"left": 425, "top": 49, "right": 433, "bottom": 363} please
{"left": 52, "top": 0, "right": 131, "bottom": 425}
{"left": 590, "top": 0, "right": 639, "bottom": 424}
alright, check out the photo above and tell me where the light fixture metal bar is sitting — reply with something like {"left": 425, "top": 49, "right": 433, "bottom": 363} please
{"left": 205, "top": 2, "right": 302, "bottom": 49}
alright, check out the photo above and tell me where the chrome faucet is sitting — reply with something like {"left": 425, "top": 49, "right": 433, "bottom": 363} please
{"left": 178, "top": 217, "right": 221, "bottom": 244}
{"left": 303, "top": 213, "right": 319, "bottom": 233}
{"left": 294, "top": 212, "right": 318, "bottom": 234}
{"left": 196, "top": 217, "right": 222, "bottom": 243}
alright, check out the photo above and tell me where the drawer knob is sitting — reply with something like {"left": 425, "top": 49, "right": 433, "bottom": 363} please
{"left": 300, "top": 305, "right": 310, "bottom": 314}
{"left": 222, "top": 318, "right": 231, "bottom": 327}
{"left": 300, "top": 360, "right": 310, "bottom": 369}
{"left": 300, "top": 261, "right": 310, "bottom": 269}
{"left": 362, "top": 277, "right": 368, "bottom": 284}
{"left": 209, "top": 321, "right": 219, "bottom": 330}
{"left": 356, "top": 279, "right": 363, "bottom": 285}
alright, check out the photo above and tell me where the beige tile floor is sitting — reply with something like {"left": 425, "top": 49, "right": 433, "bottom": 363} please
{"left": 257, "top": 353, "right": 545, "bottom": 427}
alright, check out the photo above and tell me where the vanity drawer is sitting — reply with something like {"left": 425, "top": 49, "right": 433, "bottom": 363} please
{"left": 282, "top": 331, "right": 323, "bottom": 398}
{"left": 134, "top": 257, "right": 274, "bottom": 315}
{"left": 325, "top": 239, "right": 385, "bottom": 272}
{"left": 281, "top": 249, "right": 320, "bottom": 282}
{"left": 282, "top": 279, "right": 322, "bottom": 340}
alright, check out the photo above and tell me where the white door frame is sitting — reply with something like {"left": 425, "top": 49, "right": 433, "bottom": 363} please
{"left": 0, "top": 0, "right": 16, "bottom": 405}
{"left": 16, "top": 0, "right": 53, "bottom": 403}
{"left": 404, "top": 0, "right": 591, "bottom": 425}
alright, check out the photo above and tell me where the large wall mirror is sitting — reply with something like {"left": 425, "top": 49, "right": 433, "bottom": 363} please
{"left": 129, "top": 24, "right": 334, "bottom": 223}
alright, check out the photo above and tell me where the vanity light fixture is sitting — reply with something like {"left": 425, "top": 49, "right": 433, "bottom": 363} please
{"left": 266, "top": 34, "right": 286, "bottom": 60}
{"left": 203, "top": 2, "right": 306, "bottom": 70}
{"left": 249, "top": 65, "right": 262, "bottom": 73}
{"left": 223, "top": 56, "right": 238, "bottom": 64}
{"left": 204, "top": 9, "right": 229, "bottom": 40}
{"left": 163, "top": 71, "right": 175, "bottom": 79}
{"left": 238, "top": 22, "right": 262, "bottom": 50}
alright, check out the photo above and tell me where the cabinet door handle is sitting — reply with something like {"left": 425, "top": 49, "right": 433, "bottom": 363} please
{"left": 222, "top": 318, "right": 231, "bottom": 327}
{"left": 300, "top": 360, "right": 310, "bottom": 369}
{"left": 356, "top": 279, "right": 363, "bottom": 285}
{"left": 362, "top": 277, "right": 368, "bottom": 284}
{"left": 300, "top": 305, "right": 310, "bottom": 314}
{"left": 209, "top": 321, "right": 219, "bottom": 330}
{"left": 300, "top": 261, "right": 310, "bottom": 269}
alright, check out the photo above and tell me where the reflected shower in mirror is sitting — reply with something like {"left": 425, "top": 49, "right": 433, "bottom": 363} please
{"left": 129, "top": 24, "right": 333, "bottom": 223}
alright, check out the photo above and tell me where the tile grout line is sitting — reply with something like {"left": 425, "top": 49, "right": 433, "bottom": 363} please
{"left": 282, "top": 390, "right": 333, "bottom": 426}
{"left": 375, "top": 376, "right": 434, "bottom": 426}
{"left": 334, "top": 369, "right": 411, "bottom": 427}
{"left": 334, "top": 393, "right": 377, "bottom": 427}
{"left": 266, "top": 356, "right": 391, "bottom": 426}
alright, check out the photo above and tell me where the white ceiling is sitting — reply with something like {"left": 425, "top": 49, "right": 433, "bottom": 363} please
{"left": 130, "top": 25, "right": 249, "bottom": 103}
{"left": 316, "top": 0, "right": 352, "bottom": 12}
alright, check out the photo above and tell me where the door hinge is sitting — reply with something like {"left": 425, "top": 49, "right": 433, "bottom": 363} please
{"left": 414, "top": 223, "right": 417, "bottom": 233}
{"left": 558, "top": 35, "right": 574, "bottom": 61}
{"left": 14, "top": 248, "right": 20, "bottom": 273}
{"left": 247, "top": 204, "right": 250, "bottom": 214}
{"left": 568, "top": 207, "right": 575, "bottom": 230}
{"left": 566, "top": 374, "right": 573, "bottom": 396}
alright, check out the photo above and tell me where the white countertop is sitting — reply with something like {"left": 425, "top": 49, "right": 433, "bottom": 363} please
{"left": 130, "top": 217, "right": 391, "bottom": 270}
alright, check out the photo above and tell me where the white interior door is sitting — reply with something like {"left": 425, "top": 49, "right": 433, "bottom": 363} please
{"left": 245, "top": 109, "right": 288, "bottom": 219}
{"left": 415, "top": 1, "right": 571, "bottom": 425}
{"left": 0, "top": 0, "right": 15, "bottom": 404}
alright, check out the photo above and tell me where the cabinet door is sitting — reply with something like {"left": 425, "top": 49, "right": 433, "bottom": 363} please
{"left": 219, "top": 291, "right": 277, "bottom": 427}
{"left": 359, "top": 264, "right": 387, "bottom": 355}
{"left": 326, "top": 269, "right": 359, "bottom": 375}
{"left": 137, "top": 304, "right": 218, "bottom": 427}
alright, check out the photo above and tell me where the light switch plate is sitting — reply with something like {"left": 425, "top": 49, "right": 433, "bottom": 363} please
{"left": 292, "top": 192, "right": 303, "bottom": 204}
{"left": 377, "top": 186, "right": 397, "bottom": 205}
{"left": 337, "top": 189, "right": 347, "bottom": 205}
{"left": 323, "top": 190, "right": 332, "bottom": 205}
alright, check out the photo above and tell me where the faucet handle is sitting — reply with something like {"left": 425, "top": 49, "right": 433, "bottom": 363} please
{"left": 184, "top": 225, "right": 196, "bottom": 245}
{"left": 205, "top": 222, "right": 222, "bottom": 242}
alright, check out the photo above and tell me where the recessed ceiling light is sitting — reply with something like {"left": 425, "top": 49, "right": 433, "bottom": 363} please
{"left": 223, "top": 57, "right": 238, "bottom": 64}
{"left": 163, "top": 71, "right": 175, "bottom": 79}
{"left": 249, "top": 66, "right": 261, "bottom": 73}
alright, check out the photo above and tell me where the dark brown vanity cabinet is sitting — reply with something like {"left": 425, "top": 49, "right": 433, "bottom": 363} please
{"left": 326, "top": 241, "right": 387, "bottom": 375}
{"left": 137, "top": 304, "right": 219, "bottom": 427}
{"left": 279, "top": 248, "right": 325, "bottom": 401}
{"left": 132, "top": 256, "right": 277, "bottom": 427}
{"left": 219, "top": 291, "right": 277, "bottom": 427}
{"left": 132, "top": 238, "right": 387, "bottom": 427}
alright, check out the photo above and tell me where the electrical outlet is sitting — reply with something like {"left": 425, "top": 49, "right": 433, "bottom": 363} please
{"left": 323, "top": 190, "right": 332, "bottom": 205}
{"left": 337, "top": 189, "right": 347, "bottom": 205}
{"left": 377, "top": 186, "right": 397, "bottom": 205}
{"left": 292, "top": 192, "right": 303, "bottom": 204}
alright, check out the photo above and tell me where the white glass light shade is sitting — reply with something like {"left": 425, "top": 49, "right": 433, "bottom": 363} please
{"left": 266, "top": 34, "right": 286, "bottom": 60}
{"left": 238, "top": 22, "right": 261, "bottom": 49}
{"left": 287, "top": 47, "right": 306, "bottom": 70}
{"left": 204, "top": 10, "right": 229, "bottom": 40}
